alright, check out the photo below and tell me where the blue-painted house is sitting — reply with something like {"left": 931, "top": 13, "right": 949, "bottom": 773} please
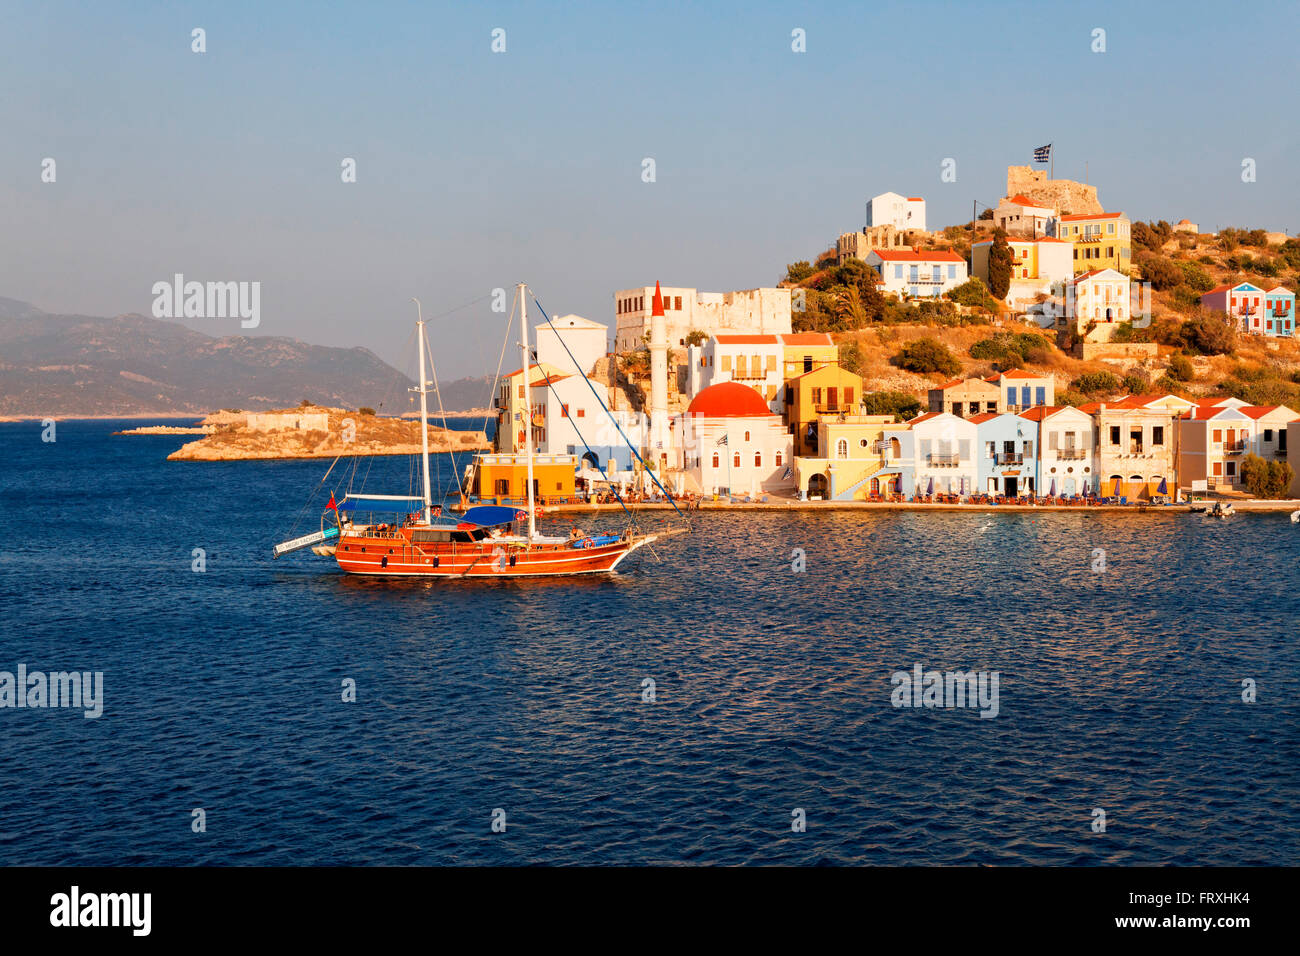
{"left": 971, "top": 412, "right": 1038, "bottom": 496}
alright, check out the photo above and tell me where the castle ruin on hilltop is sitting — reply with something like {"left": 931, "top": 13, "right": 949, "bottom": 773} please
{"left": 1005, "top": 166, "right": 1102, "bottom": 216}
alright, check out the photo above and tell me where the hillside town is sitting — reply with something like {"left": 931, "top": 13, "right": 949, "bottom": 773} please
{"left": 483, "top": 162, "right": 1300, "bottom": 507}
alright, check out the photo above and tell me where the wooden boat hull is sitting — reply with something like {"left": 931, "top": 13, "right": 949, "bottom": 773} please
{"left": 333, "top": 531, "right": 655, "bottom": 577}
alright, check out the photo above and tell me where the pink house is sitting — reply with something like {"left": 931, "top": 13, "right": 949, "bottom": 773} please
{"left": 1201, "top": 282, "right": 1295, "bottom": 337}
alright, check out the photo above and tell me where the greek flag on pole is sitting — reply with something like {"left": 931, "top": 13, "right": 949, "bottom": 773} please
{"left": 716, "top": 434, "right": 728, "bottom": 446}
{"left": 1033, "top": 144, "right": 1051, "bottom": 164}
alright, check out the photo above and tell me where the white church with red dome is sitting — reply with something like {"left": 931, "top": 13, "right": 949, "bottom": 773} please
{"left": 674, "top": 381, "right": 795, "bottom": 497}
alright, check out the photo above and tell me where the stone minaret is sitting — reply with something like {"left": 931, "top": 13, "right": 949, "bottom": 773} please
{"left": 649, "top": 281, "right": 669, "bottom": 463}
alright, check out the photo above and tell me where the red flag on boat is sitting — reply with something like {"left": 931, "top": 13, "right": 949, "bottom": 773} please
{"left": 327, "top": 493, "right": 337, "bottom": 510}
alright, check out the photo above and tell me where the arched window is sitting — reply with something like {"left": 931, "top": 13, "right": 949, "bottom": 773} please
{"left": 733, "top": 452, "right": 741, "bottom": 468}
{"left": 754, "top": 452, "right": 762, "bottom": 467}
{"left": 712, "top": 453, "right": 719, "bottom": 468}
{"left": 837, "top": 438, "right": 849, "bottom": 458}
{"left": 775, "top": 452, "right": 783, "bottom": 467}
{"left": 744, "top": 431, "right": 751, "bottom": 442}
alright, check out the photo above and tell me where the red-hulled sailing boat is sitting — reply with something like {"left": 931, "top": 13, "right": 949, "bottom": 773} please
{"left": 273, "top": 283, "right": 673, "bottom": 578}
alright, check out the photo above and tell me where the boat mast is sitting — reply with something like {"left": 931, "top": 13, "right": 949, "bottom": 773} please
{"left": 412, "top": 297, "right": 433, "bottom": 525}
{"left": 519, "top": 282, "right": 536, "bottom": 542}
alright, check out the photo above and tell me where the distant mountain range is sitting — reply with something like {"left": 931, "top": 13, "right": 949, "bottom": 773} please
{"left": 0, "top": 297, "right": 495, "bottom": 417}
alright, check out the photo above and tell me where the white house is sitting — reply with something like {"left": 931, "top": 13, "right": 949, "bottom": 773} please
{"left": 535, "top": 314, "right": 608, "bottom": 376}
{"left": 1066, "top": 268, "right": 1131, "bottom": 341}
{"left": 866, "top": 192, "right": 926, "bottom": 232}
{"left": 686, "top": 334, "right": 786, "bottom": 414}
{"left": 535, "top": 371, "right": 649, "bottom": 485}
{"left": 865, "top": 249, "right": 967, "bottom": 298}
{"left": 613, "top": 285, "right": 792, "bottom": 352}
{"left": 883, "top": 412, "right": 978, "bottom": 497}
{"left": 1019, "top": 405, "right": 1097, "bottom": 497}
{"left": 674, "top": 382, "right": 794, "bottom": 497}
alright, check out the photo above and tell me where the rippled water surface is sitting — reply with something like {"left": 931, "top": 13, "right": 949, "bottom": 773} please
{"left": 1, "top": 420, "right": 1297, "bottom": 865}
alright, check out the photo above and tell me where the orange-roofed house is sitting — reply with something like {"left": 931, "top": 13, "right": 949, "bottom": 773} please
{"left": 986, "top": 368, "right": 1055, "bottom": 413}
{"left": 1019, "top": 405, "right": 1097, "bottom": 496}
{"left": 928, "top": 376, "right": 1002, "bottom": 418}
{"left": 785, "top": 364, "right": 866, "bottom": 456}
{"left": 1176, "top": 402, "right": 1299, "bottom": 493}
{"left": 1055, "top": 211, "right": 1132, "bottom": 274}
{"left": 878, "top": 412, "right": 978, "bottom": 497}
{"left": 674, "top": 382, "right": 794, "bottom": 497}
{"left": 1079, "top": 398, "right": 1178, "bottom": 500}
{"left": 864, "top": 249, "right": 968, "bottom": 299}
{"left": 779, "top": 332, "right": 839, "bottom": 381}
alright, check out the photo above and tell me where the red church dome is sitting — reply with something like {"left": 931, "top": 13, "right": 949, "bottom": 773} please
{"left": 686, "top": 381, "right": 771, "bottom": 417}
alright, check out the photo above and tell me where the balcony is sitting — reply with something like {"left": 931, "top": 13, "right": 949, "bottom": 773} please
{"left": 731, "top": 370, "right": 770, "bottom": 381}
{"left": 1220, "top": 441, "right": 1247, "bottom": 455}
{"left": 927, "top": 453, "right": 960, "bottom": 467}
{"left": 814, "top": 403, "right": 851, "bottom": 415}
{"left": 1057, "top": 448, "right": 1087, "bottom": 460}
{"left": 994, "top": 452, "right": 1023, "bottom": 465}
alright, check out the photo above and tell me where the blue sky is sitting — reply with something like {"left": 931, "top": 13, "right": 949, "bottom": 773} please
{"left": 3, "top": 0, "right": 1297, "bottom": 375}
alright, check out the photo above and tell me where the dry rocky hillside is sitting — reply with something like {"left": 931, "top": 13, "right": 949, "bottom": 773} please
{"left": 780, "top": 222, "right": 1300, "bottom": 414}
{"left": 167, "top": 405, "right": 488, "bottom": 461}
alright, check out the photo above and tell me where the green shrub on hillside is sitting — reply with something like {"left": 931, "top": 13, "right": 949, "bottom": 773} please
{"left": 1167, "top": 353, "right": 1195, "bottom": 381}
{"left": 946, "top": 276, "right": 997, "bottom": 310}
{"left": 970, "top": 330, "right": 1052, "bottom": 367}
{"left": 1122, "top": 370, "right": 1150, "bottom": 394}
{"left": 894, "top": 338, "right": 962, "bottom": 377}
{"left": 1179, "top": 261, "right": 1215, "bottom": 292}
{"left": 860, "top": 390, "right": 924, "bottom": 420}
{"left": 1139, "top": 255, "right": 1183, "bottom": 291}
{"left": 1181, "top": 313, "right": 1237, "bottom": 355}
{"left": 1071, "top": 371, "right": 1122, "bottom": 394}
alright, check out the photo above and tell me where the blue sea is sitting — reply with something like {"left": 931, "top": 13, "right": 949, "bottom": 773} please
{"left": 1, "top": 419, "right": 1296, "bottom": 866}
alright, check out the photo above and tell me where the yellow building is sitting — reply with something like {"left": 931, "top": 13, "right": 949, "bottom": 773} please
{"left": 794, "top": 415, "right": 900, "bottom": 500}
{"left": 785, "top": 364, "right": 866, "bottom": 456}
{"left": 1055, "top": 212, "right": 1132, "bottom": 274}
{"left": 780, "top": 332, "right": 839, "bottom": 380}
{"left": 494, "top": 362, "right": 564, "bottom": 453}
{"left": 471, "top": 452, "right": 578, "bottom": 505}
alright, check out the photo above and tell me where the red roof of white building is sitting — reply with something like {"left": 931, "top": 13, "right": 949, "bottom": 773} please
{"left": 870, "top": 249, "right": 965, "bottom": 262}
{"left": 685, "top": 382, "right": 772, "bottom": 418}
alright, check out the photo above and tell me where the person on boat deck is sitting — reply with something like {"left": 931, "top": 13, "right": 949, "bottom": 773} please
{"left": 568, "top": 527, "right": 586, "bottom": 541}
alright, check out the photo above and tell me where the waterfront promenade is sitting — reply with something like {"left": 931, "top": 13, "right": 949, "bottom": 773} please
{"left": 539, "top": 498, "right": 1300, "bottom": 514}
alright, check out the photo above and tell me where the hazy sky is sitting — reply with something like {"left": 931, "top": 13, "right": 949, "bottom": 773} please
{"left": 3, "top": 0, "right": 1298, "bottom": 376}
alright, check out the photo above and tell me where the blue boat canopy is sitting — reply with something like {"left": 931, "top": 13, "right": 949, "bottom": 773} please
{"left": 338, "top": 495, "right": 425, "bottom": 513}
{"left": 461, "top": 505, "right": 525, "bottom": 527}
